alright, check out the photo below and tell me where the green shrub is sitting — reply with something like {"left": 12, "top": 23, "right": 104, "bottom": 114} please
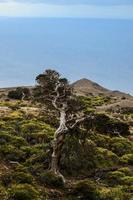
{"left": 120, "top": 154, "right": 133, "bottom": 165}
{"left": 21, "top": 122, "right": 42, "bottom": 134}
{"left": 25, "top": 150, "right": 50, "bottom": 171}
{"left": 93, "top": 113, "right": 129, "bottom": 136}
{"left": 106, "top": 171, "right": 125, "bottom": 185}
{"left": 8, "top": 184, "right": 39, "bottom": 200}
{"left": 11, "top": 136, "right": 27, "bottom": 148}
{"left": 90, "top": 134, "right": 111, "bottom": 149}
{"left": 13, "top": 172, "right": 33, "bottom": 184}
{"left": 95, "top": 147, "right": 119, "bottom": 168}
{"left": 118, "top": 167, "right": 133, "bottom": 176}
{"left": 0, "top": 185, "right": 8, "bottom": 200}
{"left": 0, "top": 172, "right": 13, "bottom": 187}
{"left": 8, "top": 87, "right": 30, "bottom": 100}
{"left": 99, "top": 186, "right": 125, "bottom": 200}
{"left": 60, "top": 136, "right": 97, "bottom": 176}
{"left": 120, "top": 176, "right": 133, "bottom": 186}
{"left": 110, "top": 138, "right": 133, "bottom": 156}
{"left": 4, "top": 111, "right": 24, "bottom": 121}
{"left": 72, "top": 180, "right": 100, "bottom": 200}
{"left": 0, "top": 132, "right": 12, "bottom": 145}
{"left": 23, "top": 132, "right": 49, "bottom": 145}
{"left": 106, "top": 171, "right": 133, "bottom": 186}
{"left": 0, "top": 132, "right": 27, "bottom": 147}
{"left": 0, "top": 145, "right": 25, "bottom": 162}
{"left": 38, "top": 171, "right": 64, "bottom": 188}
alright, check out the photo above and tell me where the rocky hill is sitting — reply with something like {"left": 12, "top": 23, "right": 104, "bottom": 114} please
{"left": 72, "top": 78, "right": 132, "bottom": 98}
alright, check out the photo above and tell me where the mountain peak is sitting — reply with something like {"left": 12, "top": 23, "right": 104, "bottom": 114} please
{"left": 72, "top": 78, "right": 132, "bottom": 98}
{"left": 72, "top": 78, "right": 109, "bottom": 96}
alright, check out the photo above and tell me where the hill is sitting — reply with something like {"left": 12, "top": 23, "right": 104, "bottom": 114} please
{"left": 72, "top": 78, "right": 132, "bottom": 98}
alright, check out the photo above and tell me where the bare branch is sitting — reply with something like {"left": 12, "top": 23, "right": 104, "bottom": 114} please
{"left": 69, "top": 115, "right": 94, "bottom": 130}
{"left": 52, "top": 82, "right": 61, "bottom": 110}
{"left": 69, "top": 117, "right": 86, "bottom": 129}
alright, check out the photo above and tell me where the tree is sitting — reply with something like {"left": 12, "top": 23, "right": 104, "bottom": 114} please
{"left": 8, "top": 87, "right": 31, "bottom": 100}
{"left": 33, "top": 69, "right": 92, "bottom": 179}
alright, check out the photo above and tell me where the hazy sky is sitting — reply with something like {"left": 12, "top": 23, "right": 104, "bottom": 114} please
{"left": 0, "top": 0, "right": 133, "bottom": 19}
{"left": 0, "top": 1, "right": 133, "bottom": 94}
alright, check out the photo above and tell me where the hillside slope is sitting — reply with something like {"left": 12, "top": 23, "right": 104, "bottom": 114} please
{"left": 72, "top": 78, "right": 132, "bottom": 98}
{"left": 0, "top": 92, "right": 133, "bottom": 199}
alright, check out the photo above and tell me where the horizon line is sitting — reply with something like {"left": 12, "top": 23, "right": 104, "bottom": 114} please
{"left": 0, "top": 3, "right": 133, "bottom": 19}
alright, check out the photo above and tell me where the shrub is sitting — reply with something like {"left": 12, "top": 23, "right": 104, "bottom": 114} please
{"left": 99, "top": 187, "right": 125, "bottom": 200}
{"left": 23, "top": 132, "right": 49, "bottom": 145}
{"left": 110, "top": 138, "right": 133, "bottom": 156}
{"left": 95, "top": 147, "right": 119, "bottom": 168}
{"left": 11, "top": 136, "right": 27, "bottom": 148}
{"left": 8, "top": 87, "right": 30, "bottom": 100}
{"left": 4, "top": 111, "right": 24, "bottom": 121}
{"left": 1, "top": 172, "right": 13, "bottom": 187}
{"left": 0, "top": 132, "right": 12, "bottom": 145}
{"left": 106, "top": 171, "right": 133, "bottom": 186}
{"left": 93, "top": 113, "right": 129, "bottom": 136}
{"left": 21, "top": 122, "right": 42, "bottom": 134}
{"left": 120, "top": 176, "right": 133, "bottom": 186}
{"left": 120, "top": 154, "right": 133, "bottom": 165}
{"left": 72, "top": 180, "right": 100, "bottom": 200}
{"left": 60, "top": 135, "right": 97, "bottom": 176}
{"left": 25, "top": 150, "right": 50, "bottom": 171}
{"left": 0, "top": 144, "right": 25, "bottom": 162}
{"left": 13, "top": 172, "right": 33, "bottom": 184}
{"left": 106, "top": 171, "right": 125, "bottom": 185}
{"left": 90, "top": 134, "right": 111, "bottom": 149}
{"left": 118, "top": 167, "right": 133, "bottom": 176}
{"left": 38, "top": 171, "right": 64, "bottom": 188}
{"left": 8, "top": 184, "right": 39, "bottom": 200}
{"left": 0, "top": 185, "right": 8, "bottom": 200}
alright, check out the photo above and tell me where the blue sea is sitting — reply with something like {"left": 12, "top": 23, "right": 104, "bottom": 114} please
{"left": 0, "top": 17, "right": 133, "bottom": 94}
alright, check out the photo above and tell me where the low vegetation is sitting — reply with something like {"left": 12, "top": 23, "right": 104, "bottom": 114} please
{"left": 0, "top": 69, "right": 133, "bottom": 199}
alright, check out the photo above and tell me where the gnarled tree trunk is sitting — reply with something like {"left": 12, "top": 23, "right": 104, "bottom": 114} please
{"left": 51, "top": 107, "right": 68, "bottom": 177}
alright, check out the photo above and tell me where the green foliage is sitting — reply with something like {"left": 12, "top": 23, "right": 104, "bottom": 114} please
{"left": 20, "top": 120, "right": 55, "bottom": 141}
{"left": 99, "top": 187, "right": 126, "bottom": 200}
{"left": 71, "top": 180, "right": 100, "bottom": 200}
{"left": 8, "top": 87, "right": 30, "bottom": 100}
{"left": 0, "top": 185, "right": 8, "bottom": 200}
{"left": 4, "top": 111, "right": 24, "bottom": 121}
{"left": 95, "top": 147, "right": 119, "bottom": 168}
{"left": 110, "top": 137, "right": 133, "bottom": 156}
{"left": 120, "top": 154, "right": 133, "bottom": 165}
{"left": 8, "top": 184, "right": 39, "bottom": 200}
{"left": 21, "top": 122, "right": 43, "bottom": 134}
{"left": 106, "top": 171, "right": 125, "bottom": 185}
{"left": 0, "top": 87, "right": 133, "bottom": 199}
{"left": 60, "top": 135, "right": 97, "bottom": 176}
{"left": 80, "top": 95, "right": 111, "bottom": 110}
{"left": 93, "top": 113, "right": 129, "bottom": 136}
{"left": 34, "top": 69, "right": 72, "bottom": 110}
{"left": 120, "top": 176, "right": 133, "bottom": 186}
{"left": 38, "top": 171, "right": 64, "bottom": 188}
{"left": 25, "top": 147, "right": 50, "bottom": 171}
{"left": 0, "top": 144, "right": 25, "bottom": 162}
{"left": 13, "top": 172, "right": 33, "bottom": 184}
{"left": 106, "top": 170, "right": 133, "bottom": 187}
{"left": 118, "top": 167, "right": 133, "bottom": 176}
{"left": 90, "top": 134, "right": 111, "bottom": 149}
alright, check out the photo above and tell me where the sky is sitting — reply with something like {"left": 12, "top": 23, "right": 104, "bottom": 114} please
{"left": 0, "top": 1, "right": 133, "bottom": 94}
{"left": 0, "top": 0, "right": 133, "bottom": 19}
